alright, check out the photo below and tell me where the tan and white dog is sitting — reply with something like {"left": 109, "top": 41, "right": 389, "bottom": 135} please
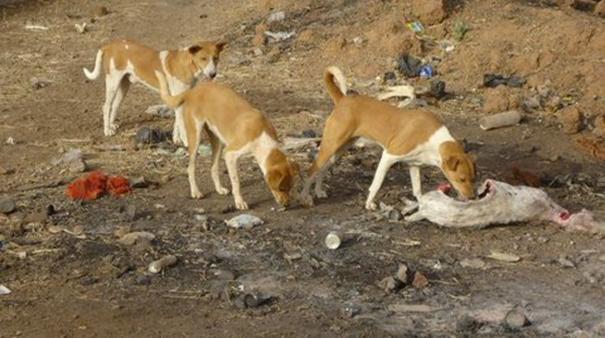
{"left": 83, "top": 39, "right": 226, "bottom": 144}
{"left": 301, "top": 66, "right": 475, "bottom": 210}
{"left": 154, "top": 71, "right": 298, "bottom": 210}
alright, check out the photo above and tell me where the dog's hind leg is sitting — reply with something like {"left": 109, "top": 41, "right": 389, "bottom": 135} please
{"left": 107, "top": 77, "right": 130, "bottom": 135}
{"left": 186, "top": 111, "right": 204, "bottom": 199}
{"left": 204, "top": 125, "right": 229, "bottom": 195}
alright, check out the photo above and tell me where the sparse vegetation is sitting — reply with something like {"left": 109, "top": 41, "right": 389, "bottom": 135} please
{"left": 452, "top": 20, "right": 469, "bottom": 41}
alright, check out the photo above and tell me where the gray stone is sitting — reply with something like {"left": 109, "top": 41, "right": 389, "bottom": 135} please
{"left": 0, "top": 196, "right": 16, "bottom": 214}
{"left": 504, "top": 309, "right": 530, "bottom": 330}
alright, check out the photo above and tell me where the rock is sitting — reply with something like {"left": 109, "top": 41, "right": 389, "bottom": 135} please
{"left": 412, "top": 0, "right": 446, "bottom": 25}
{"left": 559, "top": 106, "right": 583, "bottom": 134}
{"left": 556, "top": 257, "right": 575, "bottom": 268}
{"left": 122, "top": 204, "right": 138, "bottom": 221}
{"left": 504, "top": 309, "right": 530, "bottom": 330}
{"left": 595, "top": 1, "right": 605, "bottom": 18}
{"left": 133, "top": 275, "right": 152, "bottom": 286}
{"left": 52, "top": 149, "right": 82, "bottom": 166}
{"left": 396, "top": 264, "right": 409, "bottom": 283}
{"left": 24, "top": 208, "right": 49, "bottom": 224}
{"left": 460, "top": 258, "right": 487, "bottom": 269}
{"left": 94, "top": 6, "right": 109, "bottom": 17}
{"left": 377, "top": 276, "right": 402, "bottom": 293}
{"left": 483, "top": 86, "right": 520, "bottom": 114}
{"left": 0, "top": 196, "right": 16, "bottom": 214}
{"left": 383, "top": 71, "right": 396, "bottom": 82}
{"left": 252, "top": 24, "right": 267, "bottom": 46}
{"left": 118, "top": 231, "right": 155, "bottom": 245}
{"left": 592, "top": 115, "right": 605, "bottom": 137}
{"left": 68, "top": 158, "right": 87, "bottom": 173}
{"left": 457, "top": 316, "right": 482, "bottom": 333}
{"left": 412, "top": 271, "right": 429, "bottom": 289}
{"left": 210, "top": 269, "right": 235, "bottom": 281}
{"left": 225, "top": 214, "right": 264, "bottom": 229}
{"left": 0, "top": 167, "right": 15, "bottom": 175}
{"left": 79, "top": 276, "right": 99, "bottom": 286}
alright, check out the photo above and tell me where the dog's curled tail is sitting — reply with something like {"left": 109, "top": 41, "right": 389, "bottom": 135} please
{"left": 323, "top": 66, "right": 347, "bottom": 104}
{"left": 83, "top": 50, "right": 103, "bottom": 80}
{"left": 154, "top": 71, "right": 187, "bottom": 108}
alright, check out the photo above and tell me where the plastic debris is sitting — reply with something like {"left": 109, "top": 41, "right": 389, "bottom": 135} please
{"left": 0, "top": 285, "right": 11, "bottom": 295}
{"left": 406, "top": 21, "right": 424, "bottom": 33}
{"left": 264, "top": 30, "right": 295, "bottom": 41}
{"left": 148, "top": 255, "right": 177, "bottom": 273}
{"left": 419, "top": 64, "right": 433, "bottom": 78}
{"left": 479, "top": 110, "right": 522, "bottom": 130}
{"left": 267, "top": 11, "right": 285, "bottom": 23}
{"left": 484, "top": 74, "right": 526, "bottom": 88}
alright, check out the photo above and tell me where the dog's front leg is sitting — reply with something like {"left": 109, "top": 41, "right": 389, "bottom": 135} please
{"left": 173, "top": 107, "right": 188, "bottom": 147}
{"left": 224, "top": 151, "right": 248, "bottom": 210}
{"left": 365, "top": 151, "right": 395, "bottom": 210}
{"left": 409, "top": 166, "right": 422, "bottom": 200}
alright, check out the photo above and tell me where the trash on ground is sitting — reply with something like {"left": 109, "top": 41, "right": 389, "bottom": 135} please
{"left": 24, "top": 23, "right": 49, "bottom": 30}
{"left": 66, "top": 171, "right": 132, "bottom": 201}
{"left": 419, "top": 64, "right": 433, "bottom": 78}
{"left": 267, "top": 11, "right": 285, "bottom": 23}
{"left": 264, "top": 30, "right": 295, "bottom": 41}
{"left": 0, "top": 285, "right": 11, "bottom": 295}
{"left": 377, "top": 85, "right": 416, "bottom": 107}
{"left": 406, "top": 179, "right": 605, "bottom": 232}
{"left": 406, "top": 20, "right": 424, "bottom": 33}
{"left": 145, "top": 105, "right": 174, "bottom": 117}
{"left": 148, "top": 255, "right": 177, "bottom": 273}
{"left": 460, "top": 258, "right": 487, "bottom": 269}
{"left": 396, "top": 264, "right": 409, "bottom": 283}
{"left": 429, "top": 79, "right": 447, "bottom": 99}
{"left": 396, "top": 53, "right": 423, "bottom": 77}
{"left": 226, "top": 214, "right": 264, "bottom": 229}
{"left": 5, "top": 137, "right": 15, "bottom": 145}
{"left": 135, "top": 126, "right": 168, "bottom": 145}
{"left": 325, "top": 231, "right": 342, "bottom": 250}
{"left": 243, "top": 293, "right": 272, "bottom": 308}
{"left": 74, "top": 22, "right": 87, "bottom": 33}
{"left": 486, "top": 251, "right": 521, "bottom": 262}
{"left": 118, "top": 231, "right": 155, "bottom": 245}
{"left": 484, "top": 74, "right": 526, "bottom": 88}
{"left": 479, "top": 110, "right": 522, "bottom": 130}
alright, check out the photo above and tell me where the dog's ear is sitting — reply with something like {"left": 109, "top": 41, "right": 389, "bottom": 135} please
{"left": 445, "top": 156, "right": 460, "bottom": 171}
{"left": 215, "top": 40, "right": 227, "bottom": 52}
{"left": 267, "top": 168, "right": 283, "bottom": 188}
{"left": 188, "top": 45, "right": 202, "bottom": 54}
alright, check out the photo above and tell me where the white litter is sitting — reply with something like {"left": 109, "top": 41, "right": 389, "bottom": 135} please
{"left": 267, "top": 11, "right": 285, "bottom": 23}
{"left": 377, "top": 85, "right": 416, "bottom": 108}
{"left": 264, "top": 30, "right": 295, "bottom": 41}
{"left": 406, "top": 179, "right": 605, "bottom": 232}
{"left": 0, "top": 285, "right": 11, "bottom": 295}
{"left": 226, "top": 214, "right": 264, "bottom": 229}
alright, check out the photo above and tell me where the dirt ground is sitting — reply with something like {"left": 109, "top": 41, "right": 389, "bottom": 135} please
{"left": 1, "top": 0, "right": 605, "bottom": 337}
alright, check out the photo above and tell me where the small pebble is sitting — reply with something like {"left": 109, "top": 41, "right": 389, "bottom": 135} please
{"left": 504, "top": 309, "right": 530, "bottom": 330}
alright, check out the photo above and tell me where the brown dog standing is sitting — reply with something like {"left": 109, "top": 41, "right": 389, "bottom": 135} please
{"left": 302, "top": 66, "right": 475, "bottom": 210}
{"left": 83, "top": 39, "right": 225, "bottom": 144}
{"left": 154, "top": 71, "right": 298, "bottom": 210}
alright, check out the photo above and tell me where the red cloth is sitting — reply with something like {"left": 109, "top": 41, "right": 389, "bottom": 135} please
{"left": 66, "top": 171, "right": 131, "bottom": 200}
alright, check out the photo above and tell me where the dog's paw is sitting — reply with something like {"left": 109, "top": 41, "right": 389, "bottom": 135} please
{"left": 104, "top": 127, "right": 116, "bottom": 136}
{"left": 234, "top": 199, "right": 249, "bottom": 210}
{"left": 190, "top": 189, "right": 204, "bottom": 199}
{"left": 216, "top": 187, "right": 230, "bottom": 195}
{"left": 315, "top": 189, "right": 328, "bottom": 199}
{"left": 365, "top": 201, "right": 378, "bottom": 211}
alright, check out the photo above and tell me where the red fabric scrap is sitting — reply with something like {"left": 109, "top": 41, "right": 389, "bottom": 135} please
{"left": 66, "top": 171, "right": 131, "bottom": 201}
